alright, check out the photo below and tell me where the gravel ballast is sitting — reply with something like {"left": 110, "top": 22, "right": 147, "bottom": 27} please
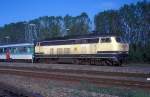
{"left": 0, "top": 74, "right": 119, "bottom": 97}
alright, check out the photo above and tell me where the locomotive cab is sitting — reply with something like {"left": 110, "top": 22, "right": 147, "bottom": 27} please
{"left": 97, "top": 36, "right": 129, "bottom": 65}
{"left": 113, "top": 37, "right": 129, "bottom": 64}
{"left": 97, "top": 36, "right": 129, "bottom": 53}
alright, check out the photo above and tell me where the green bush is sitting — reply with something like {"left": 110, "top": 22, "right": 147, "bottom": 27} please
{"left": 128, "top": 43, "right": 150, "bottom": 63}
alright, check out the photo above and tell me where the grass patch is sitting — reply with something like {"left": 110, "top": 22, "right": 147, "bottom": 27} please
{"left": 78, "top": 80, "right": 150, "bottom": 97}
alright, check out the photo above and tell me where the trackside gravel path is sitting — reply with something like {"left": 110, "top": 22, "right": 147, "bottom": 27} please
{"left": 0, "top": 62, "right": 150, "bottom": 74}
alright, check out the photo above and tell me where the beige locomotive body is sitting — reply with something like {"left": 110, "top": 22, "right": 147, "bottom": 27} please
{"left": 35, "top": 36, "right": 129, "bottom": 66}
{"left": 35, "top": 37, "right": 128, "bottom": 55}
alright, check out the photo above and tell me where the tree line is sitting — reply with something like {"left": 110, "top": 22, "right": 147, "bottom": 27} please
{"left": 0, "top": 0, "right": 149, "bottom": 63}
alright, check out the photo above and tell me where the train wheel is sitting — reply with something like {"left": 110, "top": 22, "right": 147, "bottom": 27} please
{"left": 113, "top": 61, "right": 121, "bottom": 66}
{"left": 90, "top": 59, "right": 95, "bottom": 65}
{"left": 105, "top": 60, "right": 113, "bottom": 66}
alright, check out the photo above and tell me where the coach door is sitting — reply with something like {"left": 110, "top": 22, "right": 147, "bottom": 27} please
{"left": 6, "top": 48, "right": 10, "bottom": 60}
{"left": 99, "top": 37, "right": 112, "bottom": 51}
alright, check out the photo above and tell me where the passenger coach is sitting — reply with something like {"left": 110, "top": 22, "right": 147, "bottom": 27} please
{"left": 0, "top": 43, "right": 34, "bottom": 62}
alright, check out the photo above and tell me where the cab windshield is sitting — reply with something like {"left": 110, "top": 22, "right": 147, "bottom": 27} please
{"left": 116, "top": 37, "right": 125, "bottom": 43}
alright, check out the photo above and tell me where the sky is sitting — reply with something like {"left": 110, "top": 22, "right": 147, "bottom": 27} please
{"left": 0, "top": 0, "right": 140, "bottom": 27}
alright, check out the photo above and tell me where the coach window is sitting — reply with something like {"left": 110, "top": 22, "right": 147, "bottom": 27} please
{"left": 0, "top": 48, "right": 3, "bottom": 53}
{"left": 18, "top": 47, "right": 26, "bottom": 53}
{"left": 4, "top": 48, "right": 8, "bottom": 53}
{"left": 27, "top": 47, "right": 34, "bottom": 53}
{"left": 101, "top": 38, "right": 111, "bottom": 43}
{"left": 30, "top": 47, "right": 33, "bottom": 53}
{"left": 10, "top": 48, "right": 14, "bottom": 53}
{"left": 27, "top": 47, "right": 30, "bottom": 53}
{"left": 13, "top": 48, "right": 18, "bottom": 54}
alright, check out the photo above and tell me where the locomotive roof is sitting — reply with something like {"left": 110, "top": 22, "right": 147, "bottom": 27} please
{"left": 38, "top": 33, "right": 119, "bottom": 46}
{"left": 40, "top": 33, "right": 118, "bottom": 43}
{"left": 0, "top": 43, "right": 34, "bottom": 48}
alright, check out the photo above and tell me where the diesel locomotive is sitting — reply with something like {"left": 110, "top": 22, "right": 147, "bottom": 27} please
{"left": 35, "top": 35, "right": 129, "bottom": 66}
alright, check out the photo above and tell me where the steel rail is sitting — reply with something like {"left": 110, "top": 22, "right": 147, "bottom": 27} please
{"left": 0, "top": 66, "right": 149, "bottom": 78}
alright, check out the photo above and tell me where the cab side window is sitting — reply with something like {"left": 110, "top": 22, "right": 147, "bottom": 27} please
{"left": 27, "top": 47, "right": 33, "bottom": 53}
{"left": 101, "top": 38, "right": 111, "bottom": 43}
{"left": 4, "top": 48, "right": 8, "bottom": 53}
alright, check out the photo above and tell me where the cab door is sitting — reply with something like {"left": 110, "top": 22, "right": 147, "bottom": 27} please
{"left": 99, "top": 37, "right": 112, "bottom": 52}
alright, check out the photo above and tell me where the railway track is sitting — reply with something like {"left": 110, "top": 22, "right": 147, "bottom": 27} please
{"left": 0, "top": 66, "right": 149, "bottom": 90}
